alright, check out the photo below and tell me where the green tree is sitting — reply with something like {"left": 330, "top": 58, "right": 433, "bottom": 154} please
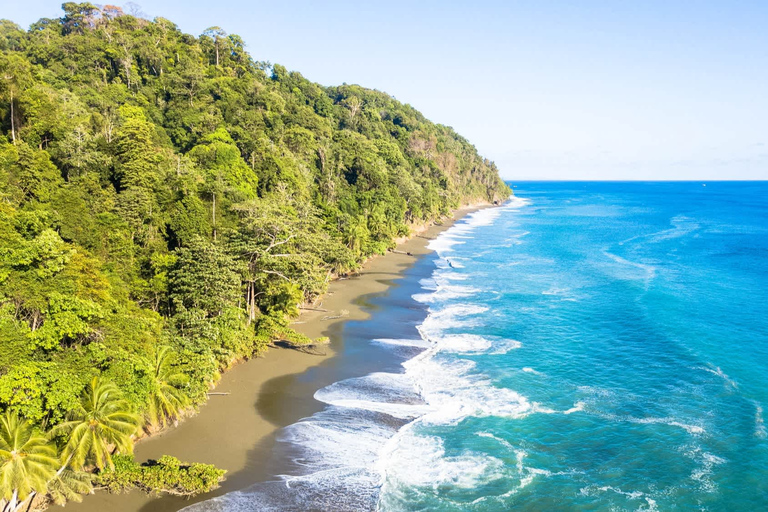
{"left": 145, "top": 346, "right": 190, "bottom": 429}
{"left": 0, "top": 412, "right": 58, "bottom": 512}
{"left": 0, "top": 55, "right": 32, "bottom": 146}
{"left": 60, "top": 2, "right": 99, "bottom": 35}
{"left": 188, "top": 127, "right": 258, "bottom": 237}
{"left": 29, "top": 292, "right": 101, "bottom": 350}
{"left": 112, "top": 105, "right": 165, "bottom": 246}
{"left": 201, "top": 27, "right": 227, "bottom": 67}
{"left": 113, "top": 105, "right": 160, "bottom": 191}
{"left": 52, "top": 377, "right": 140, "bottom": 470}
{"left": 169, "top": 236, "right": 241, "bottom": 320}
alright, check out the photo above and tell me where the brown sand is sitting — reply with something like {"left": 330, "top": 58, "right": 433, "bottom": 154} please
{"left": 67, "top": 205, "right": 486, "bottom": 512}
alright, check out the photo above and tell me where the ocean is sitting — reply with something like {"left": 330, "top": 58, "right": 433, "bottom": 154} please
{"left": 187, "top": 182, "right": 768, "bottom": 511}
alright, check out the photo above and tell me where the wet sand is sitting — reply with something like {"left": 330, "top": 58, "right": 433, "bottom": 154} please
{"left": 68, "top": 205, "right": 486, "bottom": 512}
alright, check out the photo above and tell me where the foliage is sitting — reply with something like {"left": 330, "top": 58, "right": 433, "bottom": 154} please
{"left": 46, "top": 468, "right": 93, "bottom": 506}
{"left": 94, "top": 454, "right": 226, "bottom": 497}
{"left": 145, "top": 346, "right": 190, "bottom": 429}
{"left": 51, "top": 377, "right": 139, "bottom": 470}
{"left": 0, "top": 411, "right": 57, "bottom": 511}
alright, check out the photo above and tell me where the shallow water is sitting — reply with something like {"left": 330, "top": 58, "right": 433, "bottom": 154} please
{"left": 187, "top": 182, "right": 768, "bottom": 511}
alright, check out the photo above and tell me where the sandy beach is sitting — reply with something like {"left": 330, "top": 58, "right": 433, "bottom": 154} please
{"left": 67, "top": 205, "right": 486, "bottom": 512}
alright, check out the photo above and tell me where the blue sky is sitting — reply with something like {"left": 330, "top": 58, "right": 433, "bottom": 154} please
{"left": 3, "top": 1, "right": 767, "bottom": 180}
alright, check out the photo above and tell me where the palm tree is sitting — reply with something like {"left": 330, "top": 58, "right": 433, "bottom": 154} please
{"left": 0, "top": 411, "right": 58, "bottom": 512}
{"left": 52, "top": 377, "right": 140, "bottom": 470}
{"left": 46, "top": 468, "right": 93, "bottom": 506}
{"left": 343, "top": 215, "right": 369, "bottom": 255}
{"left": 146, "top": 346, "right": 190, "bottom": 429}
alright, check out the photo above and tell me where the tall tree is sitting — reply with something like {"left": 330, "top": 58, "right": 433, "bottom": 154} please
{"left": 169, "top": 236, "right": 241, "bottom": 320}
{"left": 145, "top": 346, "right": 190, "bottom": 429}
{"left": 0, "top": 412, "right": 58, "bottom": 512}
{"left": 0, "top": 55, "right": 32, "bottom": 145}
{"left": 52, "top": 378, "right": 139, "bottom": 470}
{"left": 202, "top": 27, "right": 227, "bottom": 67}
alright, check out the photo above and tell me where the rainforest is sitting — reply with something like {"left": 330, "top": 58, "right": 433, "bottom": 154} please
{"left": 0, "top": 3, "right": 508, "bottom": 510}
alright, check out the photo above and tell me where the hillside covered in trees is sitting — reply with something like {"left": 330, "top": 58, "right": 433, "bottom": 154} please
{"left": 0, "top": 3, "right": 509, "bottom": 509}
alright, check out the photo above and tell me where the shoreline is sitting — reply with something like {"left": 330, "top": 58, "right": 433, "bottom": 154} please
{"left": 67, "top": 203, "right": 490, "bottom": 512}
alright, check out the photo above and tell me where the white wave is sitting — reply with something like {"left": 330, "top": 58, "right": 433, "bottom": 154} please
{"left": 462, "top": 208, "right": 505, "bottom": 228}
{"left": 695, "top": 364, "right": 739, "bottom": 390}
{"left": 432, "top": 270, "right": 468, "bottom": 281}
{"left": 444, "top": 257, "right": 465, "bottom": 268}
{"left": 475, "top": 431, "right": 516, "bottom": 451}
{"left": 595, "top": 408, "right": 707, "bottom": 435}
{"left": 314, "top": 373, "right": 427, "bottom": 420}
{"left": 754, "top": 402, "right": 766, "bottom": 439}
{"left": 466, "top": 439, "right": 574, "bottom": 504}
{"left": 505, "top": 196, "right": 533, "bottom": 210}
{"left": 433, "top": 333, "right": 522, "bottom": 355}
{"left": 183, "top": 465, "right": 381, "bottom": 512}
{"left": 618, "top": 215, "right": 699, "bottom": 247}
{"left": 418, "top": 304, "right": 488, "bottom": 338}
{"left": 563, "top": 401, "right": 586, "bottom": 415}
{"left": 506, "top": 230, "right": 530, "bottom": 243}
{"left": 579, "top": 485, "right": 658, "bottom": 510}
{"left": 427, "top": 198, "right": 525, "bottom": 257}
{"left": 315, "top": 399, "right": 425, "bottom": 420}
{"left": 278, "top": 416, "right": 389, "bottom": 469}
{"left": 372, "top": 337, "right": 430, "bottom": 348}
{"left": 651, "top": 215, "right": 699, "bottom": 243}
{"left": 417, "top": 277, "right": 437, "bottom": 290}
{"left": 522, "top": 367, "right": 543, "bottom": 375}
{"left": 542, "top": 286, "right": 570, "bottom": 296}
{"left": 379, "top": 423, "right": 558, "bottom": 510}
{"left": 412, "top": 283, "right": 480, "bottom": 303}
{"left": 602, "top": 250, "right": 657, "bottom": 281}
{"left": 667, "top": 421, "right": 706, "bottom": 435}
{"left": 427, "top": 236, "right": 465, "bottom": 254}
{"left": 577, "top": 385, "right": 616, "bottom": 398}
{"left": 437, "top": 333, "right": 494, "bottom": 353}
{"left": 180, "top": 406, "right": 398, "bottom": 510}
{"left": 488, "top": 229, "right": 528, "bottom": 249}
{"left": 400, "top": 356, "right": 533, "bottom": 425}
{"left": 628, "top": 416, "right": 706, "bottom": 435}
{"left": 488, "top": 338, "right": 523, "bottom": 354}
{"left": 372, "top": 199, "right": 547, "bottom": 501}
{"left": 380, "top": 433, "right": 506, "bottom": 490}
{"left": 580, "top": 485, "right": 639, "bottom": 499}
{"left": 540, "top": 286, "right": 581, "bottom": 301}
{"left": 683, "top": 445, "right": 726, "bottom": 494}
{"left": 645, "top": 498, "right": 659, "bottom": 511}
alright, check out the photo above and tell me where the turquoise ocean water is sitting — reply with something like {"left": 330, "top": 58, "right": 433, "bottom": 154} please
{"left": 189, "top": 182, "right": 768, "bottom": 511}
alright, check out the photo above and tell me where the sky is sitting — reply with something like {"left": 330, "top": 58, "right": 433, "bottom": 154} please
{"left": 3, "top": 1, "right": 767, "bottom": 180}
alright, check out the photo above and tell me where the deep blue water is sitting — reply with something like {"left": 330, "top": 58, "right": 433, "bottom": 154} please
{"left": 190, "top": 182, "right": 768, "bottom": 511}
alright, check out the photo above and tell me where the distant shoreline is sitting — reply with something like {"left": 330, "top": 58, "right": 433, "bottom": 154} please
{"left": 66, "top": 202, "right": 491, "bottom": 512}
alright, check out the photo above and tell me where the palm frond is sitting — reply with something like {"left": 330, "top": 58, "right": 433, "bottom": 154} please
{"left": 0, "top": 412, "right": 58, "bottom": 503}
{"left": 47, "top": 469, "right": 93, "bottom": 505}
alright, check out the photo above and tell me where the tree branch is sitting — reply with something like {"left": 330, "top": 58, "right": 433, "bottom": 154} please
{"left": 262, "top": 270, "right": 291, "bottom": 281}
